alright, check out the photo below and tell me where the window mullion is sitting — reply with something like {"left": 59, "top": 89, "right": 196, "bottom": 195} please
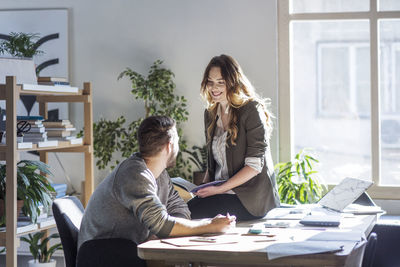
{"left": 278, "top": 0, "right": 292, "bottom": 162}
{"left": 370, "top": 0, "right": 381, "bottom": 186}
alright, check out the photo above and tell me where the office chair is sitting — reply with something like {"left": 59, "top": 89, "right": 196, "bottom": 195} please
{"left": 362, "top": 232, "right": 377, "bottom": 267}
{"left": 76, "top": 238, "right": 147, "bottom": 267}
{"left": 372, "top": 222, "right": 400, "bottom": 267}
{"left": 52, "top": 196, "right": 85, "bottom": 267}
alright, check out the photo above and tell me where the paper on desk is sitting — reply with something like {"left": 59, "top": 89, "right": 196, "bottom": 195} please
{"left": 265, "top": 207, "right": 312, "bottom": 220}
{"left": 266, "top": 240, "right": 345, "bottom": 260}
{"left": 266, "top": 229, "right": 365, "bottom": 260}
{"left": 160, "top": 235, "right": 239, "bottom": 247}
{"left": 308, "top": 229, "right": 365, "bottom": 242}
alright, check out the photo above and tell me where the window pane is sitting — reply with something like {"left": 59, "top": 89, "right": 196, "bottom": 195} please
{"left": 291, "top": 20, "right": 371, "bottom": 185}
{"left": 290, "top": 0, "right": 369, "bottom": 14}
{"left": 379, "top": 19, "right": 400, "bottom": 185}
{"left": 319, "top": 46, "right": 350, "bottom": 115}
{"left": 379, "top": 0, "right": 400, "bottom": 11}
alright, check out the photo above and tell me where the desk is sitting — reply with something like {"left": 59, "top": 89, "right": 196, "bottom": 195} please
{"left": 138, "top": 214, "right": 376, "bottom": 266}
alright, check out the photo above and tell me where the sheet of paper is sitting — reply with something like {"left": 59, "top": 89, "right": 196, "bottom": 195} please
{"left": 266, "top": 240, "right": 346, "bottom": 260}
{"left": 160, "top": 235, "right": 239, "bottom": 247}
{"left": 265, "top": 207, "right": 312, "bottom": 220}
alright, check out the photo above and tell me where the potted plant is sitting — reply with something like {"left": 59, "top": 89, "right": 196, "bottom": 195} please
{"left": 0, "top": 160, "right": 55, "bottom": 226}
{"left": 21, "top": 232, "right": 62, "bottom": 267}
{"left": 185, "top": 145, "right": 207, "bottom": 185}
{"left": 0, "top": 32, "right": 44, "bottom": 115}
{"left": 275, "top": 149, "right": 327, "bottom": 204}
{"left": 93, "top": 60, "right": 191, "bottom": 179}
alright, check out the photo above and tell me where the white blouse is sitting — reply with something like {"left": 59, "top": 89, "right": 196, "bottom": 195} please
{"left": 211, "top": 105, "right": 263, "bottom": 192}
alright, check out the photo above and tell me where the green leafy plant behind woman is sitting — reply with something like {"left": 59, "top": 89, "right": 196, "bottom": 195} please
{"left": 275, "top": 149, "right": 327, "bottom": 205}
{"left": 93, "top": 60, "right": 191, "bottom": 179}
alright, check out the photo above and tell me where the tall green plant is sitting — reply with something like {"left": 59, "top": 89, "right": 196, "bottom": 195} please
{"left": 93, "top": 60, "right": 191, "bottom": 179}
{"left": 0, "top": 32, "right": 43, "bottom": 58}
{"left": 275, "top": 149, "right": 326, "bottom": 205}
{"left": 21, "top": 232, "right": 62, "bottom": 263}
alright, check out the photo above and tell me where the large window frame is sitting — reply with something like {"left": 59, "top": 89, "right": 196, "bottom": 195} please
{"left": 278, "top": 0, "right": 400, "bottom": 199}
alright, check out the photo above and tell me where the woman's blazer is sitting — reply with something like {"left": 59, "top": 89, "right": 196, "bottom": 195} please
{"left": 204, "top": 100, "right": 280, "bottom": 216}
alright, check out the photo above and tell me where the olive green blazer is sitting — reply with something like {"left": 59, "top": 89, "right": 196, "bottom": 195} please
{"left": 204, "top": 100, "right": 280, "bottom": 217}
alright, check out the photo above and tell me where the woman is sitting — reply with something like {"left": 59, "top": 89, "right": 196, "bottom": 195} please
{"left": 187, "top": 54, "right": 280, "bottom": 221}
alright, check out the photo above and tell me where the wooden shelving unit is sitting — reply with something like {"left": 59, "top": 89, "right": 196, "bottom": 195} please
{"left": 1, "top": 76, "right": 94, "bottom": 267}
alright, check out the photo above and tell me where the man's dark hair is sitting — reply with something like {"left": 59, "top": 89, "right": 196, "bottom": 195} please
{"left": 138, "top": 116, "right": 176, "bottom": 158}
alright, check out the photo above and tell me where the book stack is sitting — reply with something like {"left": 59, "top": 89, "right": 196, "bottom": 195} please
{"left": 50, "top": 183, "right": 68, "bottom": 199}
{"left": 44, "top": 119, "right": 82, "bottom": 144}
{"left": 37, "top": 76, "right": 70, "bottom": 86}
{"left": 20, "top": 76, "right": 79, "bottom": 93}
{"left": 17, "top": 115, "right": 46, "bottom": 143}
{"left": 16, "top": 115, "right": 58, "bottom": 148}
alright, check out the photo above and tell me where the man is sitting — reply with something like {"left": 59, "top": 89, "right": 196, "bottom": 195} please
{"left": 77, "top": 116, "right": 235, "bottom": 265}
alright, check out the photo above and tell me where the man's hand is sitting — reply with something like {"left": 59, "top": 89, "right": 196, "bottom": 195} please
{"left": 195, "top": 185, "right": 224, "bottom": 198}
{"left": 209, "top": 214, "right": 236, "bottom": 233}
{"left": 169, "top": 213, "right": 236, "bottom": 237}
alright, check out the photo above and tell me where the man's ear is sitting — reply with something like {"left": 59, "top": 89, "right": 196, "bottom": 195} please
{"left": 165, "top": 141, "right": 172, "bottom": 154}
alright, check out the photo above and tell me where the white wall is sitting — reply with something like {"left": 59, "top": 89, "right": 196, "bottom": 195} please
{"left": 0, "top": 0, "right": 279, "bottom": 189}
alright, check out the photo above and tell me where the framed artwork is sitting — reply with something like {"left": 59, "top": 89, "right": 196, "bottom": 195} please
{"left": 0, "top": 9, "right": 69, "bottom": 118}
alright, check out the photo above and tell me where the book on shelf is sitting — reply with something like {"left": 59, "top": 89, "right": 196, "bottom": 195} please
{"left": 25, "top": 127, "right": 45, "bottom": 133}
{"left": 28, "top": 123, "right": 44, "bottom": 128}
{"left": 47, "top": 130, "right": 72, "bottom": 137}
{"left": 23, "top": 138, "right": 47, "bottom": 143}
{"left": 18, "top": 121, "right": 44, "bottom": 126}
{"left": 51, "top": 183, "right": 67, "bottom": 193}
{"left": 46, "top": 126, "right": 75, "bottom": 131}
{"left": 37, "top": 76, "right": 68, "bottom": 83}
{"left": 43, "top": 120, "right": 71, "bottom": 127}
{"left": 17, "top": 142, "right": 33, "bottom": 149}
{"left": 21, "top": 83, "right": 78, "bottom": 93}
{"left": 48, "top": 136, "right": 83, "bottom": 145}
{"left": 69, "top": 137, "right": 83, "bottom": 145}
{"left": 38, "top": 81, "right": 70, "bottom": 86}
{"left": 38, "top": 140, "right": 58, "bottom": 148}
{"left": 17, "top": 115, "right": 44, "bottom": 121}
{"left": 23, "top": 132, "right": 47, "bottom": 138}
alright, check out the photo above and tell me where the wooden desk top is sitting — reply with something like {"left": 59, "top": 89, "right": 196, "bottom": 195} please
{"left": 138, "top": 214, "right": 376, "bottom": 266}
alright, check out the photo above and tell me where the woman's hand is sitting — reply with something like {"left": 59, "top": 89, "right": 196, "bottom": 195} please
{"left": 195, "top": 185, "right": 224, "bottom": 198}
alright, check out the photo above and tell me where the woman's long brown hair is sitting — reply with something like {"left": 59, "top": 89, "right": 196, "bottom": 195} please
{"left": 200, "top": 54, "right": 272, "bottom": 145}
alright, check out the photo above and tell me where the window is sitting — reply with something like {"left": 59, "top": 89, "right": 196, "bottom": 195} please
{"left": 278, "top": 0, "right": 400, "bottom": 198}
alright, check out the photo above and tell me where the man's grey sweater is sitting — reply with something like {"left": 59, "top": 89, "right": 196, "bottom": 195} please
{"left": 77, "top": 153, "right": 191, "bottom": 249}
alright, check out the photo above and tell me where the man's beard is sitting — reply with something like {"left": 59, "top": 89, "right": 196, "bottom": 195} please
{"left": 167, "top": 152, "right": 177, "bottom": 168}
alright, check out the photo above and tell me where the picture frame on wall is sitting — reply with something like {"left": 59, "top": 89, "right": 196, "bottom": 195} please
{"left": 0, "top": 8, "right": 69, "bottom": 118}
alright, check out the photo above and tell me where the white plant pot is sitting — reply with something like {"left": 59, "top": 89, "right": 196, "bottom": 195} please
{"left": 28, "top": 259, "right": 56, "bottom": 267}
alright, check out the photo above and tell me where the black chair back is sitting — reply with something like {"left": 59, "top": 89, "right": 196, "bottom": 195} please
{"left": 372, "top": 223, "right": 400, "bottom": 267}
{"left": 77, "top": 238, "right": 146, "bottom": 267}
{"left": 362, "top": 232, "right": 378, "bottom": 267}
{"left": 52, "top": 196, "right": 84, "bottom": 267}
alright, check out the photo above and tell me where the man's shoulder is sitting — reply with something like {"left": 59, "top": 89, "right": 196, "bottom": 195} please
{"left": 113, "top": 154, "right": 149, "bottom": 183}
